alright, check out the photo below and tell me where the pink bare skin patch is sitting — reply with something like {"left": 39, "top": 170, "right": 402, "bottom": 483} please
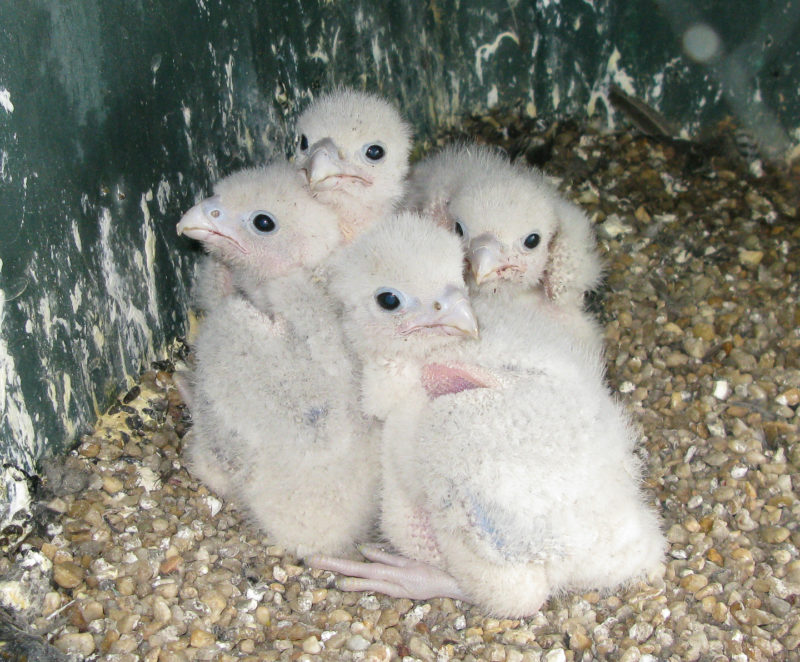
{"left": 421, "top": 363, "right": 494, "bottom": 399}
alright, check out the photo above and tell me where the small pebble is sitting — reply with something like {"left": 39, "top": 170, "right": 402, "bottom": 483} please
{"left": 255, "top": 605, "right": 271, "bottom": 626}
{"left": 346, "top": 634, "right": 370, "bottom": 651}
{"left": 116, "top": 576, "right": 135, "bottom": 596}
{"left": 364, "top": 643, "right": 393, "bottom": 662}
{"left": 325, "top": 631, "right": 348, "bottom": 650}
{"left": 302, "top": 636, "right": 322, "bottom": 654}
{"left": 544, "top": 649, "right": 567, "bottom": 662}
{"left": 738, "top": 249, "right": 763, "bottom": 266}
{"left": 42, "top": 592, "right": 61, "bottom": 616}
{"left": 82, "top": 600, "right": 104, "bottom": 622}
{"left": 570, "top": 630, "right": 592, "bottom": 651}
{"left": 598, "top": 214, "right": 630, "bottom": 239}
{"left": 54, "top": 633, "right": 95, "bottom": 656}
{"left": 159, "top": 555, "right": 183, "bottom": 575}
{"left": 328, "top": 608, "right": 352, "bottom": 625}
{"left": 776, "top": 388, "right": 800, "bottom": 407}
{"left": 53, "top": 561, "right": 84, "bottom": 589}
{"left": 762, "top": 526, "right": 791, "bottom": 544}
{"left": 102, "top": 475, "right": 124, "bottom": 494}
{"left": 190, "top": 629, "right": 216, "bottom": 648}
{"left": 680, "top": 573, "right": 709, "bottom": 593}
{"left": 408, "top": 636, "right": 435, "bottom": 661}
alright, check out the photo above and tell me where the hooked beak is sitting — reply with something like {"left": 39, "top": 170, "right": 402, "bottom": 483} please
{"left": 302, "top": 138, "right": 373, "bottom": 191}
{"left": 399, "top": 285, "right": 479, "bottom": 339}
{"left": 176, "top": 196, "right": 248, "bottom": 254}
{"left": 468, "top": 233, "right": 508, "bottom": 285}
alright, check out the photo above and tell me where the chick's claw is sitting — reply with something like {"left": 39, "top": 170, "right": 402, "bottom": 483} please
{"left": 307, "top": 545, "right": 469, "bottom": 602}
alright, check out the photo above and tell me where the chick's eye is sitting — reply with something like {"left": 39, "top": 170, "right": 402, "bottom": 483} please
{"left": 523, "top": 232, "right": 541, "bottom": 249}
{"left": 454, "top": 221, "right": 465, "bottom": 237}
{"left": 376, "top": 290, "right": 401, "bottom": 311}
{"left": 365, "top": 144, "right": 385, "bottom": 161}
{"left": 252, "top": 213, "right": 277, "bottom": 233}
{"left": 299, "top": 134, "right": 309, "bottom": 151}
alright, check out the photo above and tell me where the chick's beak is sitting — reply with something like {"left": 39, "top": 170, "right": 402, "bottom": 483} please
{"left": 303, "top": 138, "right": 373, "bottom": 191}
{"left": 400, "top": 285, "right": 479, "bottom": 339}
{"left": 305, "top": 139, "right": 345, "bottom": 187}
{"left": 176, "top": 196, "right": 247, "bottom": 254}
{"left": 468, "top": 233, "right": 506, "bottom": 285}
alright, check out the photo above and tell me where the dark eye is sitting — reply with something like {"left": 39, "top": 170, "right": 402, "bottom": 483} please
{"left": 376, "top": 290, "right": 401, "bottom": 310}
{"left": 365, "top": 144, "right": 385, "bottom": 161}
{"left": 454, "top": 221, "right": 465, "bottom": 237}
{"left": 251, "top": 213, "right": 277, "bottom": 233}
{"left": 299, "top": 134, "right": 309, "bottom": 151}
{"left": 523, "top": 233, "right": 541, "bottom": 249}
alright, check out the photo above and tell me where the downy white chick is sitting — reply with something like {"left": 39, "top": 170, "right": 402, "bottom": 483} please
{"left": 177, "top": 164, "right": 339, "bottom": 313}
{"left": 406, "top": 142, "right": 604, "bottom": 354}
{"left": 178, "top": 163, "right": 379, "bottom": 556}
{"left": 293, "top": 88, "right": 413, "bottom": 241}
{"left": 404, "top": 141, "right": 510, "bottom": 221}
{"left": 308, "top": 212, "right": 664, "bottom": 617}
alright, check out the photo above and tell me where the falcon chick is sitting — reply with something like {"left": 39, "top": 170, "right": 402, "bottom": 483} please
{"left": 293, "top": 88, "right": 413, "bottom": 242}
{"left": 406, "top": 142, "right": 604, "bottom": 353}
{"left": 309, "top": 211, "right": 664, "bottom": 617}
{"left": 178, "top": 163, "right": 379, "bottom": 557}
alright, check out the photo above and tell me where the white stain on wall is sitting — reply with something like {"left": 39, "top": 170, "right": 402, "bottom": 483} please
{"left": 607, "top": 47, "right": 636, "bottom": 94}
{"left": 156, "top": 179, "right": 172, "bottom": 216}
{"left": 551, "top": 83, "right": 561, "bottom": 111}
{"left": 98, "top": 207, "right": 154, "bottom": 374}
{"left": 652, "top": 72, "right": 664, "bottom": 99}
{"left": 61, "top": 373, "right": 74, "bottom": 439}
{"left": 140, "top": 193, "right": 161, "bottom": 324}
{"left": 0, "top": 88, "right": 13, "bottom": 114}
{"left": 71, "top": 220, "right": 82, "bottom": 252}
{"left": 585, "top": 45, "right": 640, "bottom": 128}
{"left": 0, "top": 267, "right": 38, "bottom": 474}
{"left": 487, "top": 85, "right": 499, "bottom": 108}
{"left": 70, "top": 282, "right": 82, "bottom": 316}
{"left": 37, "top": 296, "right": 52, "bottom": 344}
{"left": 308, "top": 33, "right": 331, "bottom": 64}
{"left": 475, "top": 31, "right": 520, "bottom": 84}
{"left": 371, "top": 35, "right": 384, "bottom": 76}
{"left": 92, "top": 324, "right": 104, "bottom": 352}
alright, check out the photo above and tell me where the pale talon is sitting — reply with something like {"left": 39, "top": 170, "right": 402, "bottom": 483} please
{"left": 308, "top": 545, "right": 470, "bottom": 602}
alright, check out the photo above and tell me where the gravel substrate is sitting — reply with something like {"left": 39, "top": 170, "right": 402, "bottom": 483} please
{"left": 3, "top": 116, "right": 799, "bottom": 661}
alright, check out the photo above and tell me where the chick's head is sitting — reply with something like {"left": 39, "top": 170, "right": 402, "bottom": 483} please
{"left": 177, "top": 164, "right": 341, "bottom": 284}
{"left": 294, "top": 88, "right": 412, "bottom": 230}
{"left": 446, "top": 169, "right": 559, "bottom": 292}
{"left": 330, "top": 211, "right": 477, "bottom": 362}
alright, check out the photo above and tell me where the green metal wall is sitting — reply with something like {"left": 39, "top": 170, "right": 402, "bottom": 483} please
{"left": 1, "top": 0, "right": 798, "bottom": 476}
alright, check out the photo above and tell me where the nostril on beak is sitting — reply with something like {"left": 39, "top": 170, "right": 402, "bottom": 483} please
{"left": 210, "top": 210, "right": 221, "bottom": 218}
{"left": 433, "top": 301, "right": 442, "bottom": 311}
